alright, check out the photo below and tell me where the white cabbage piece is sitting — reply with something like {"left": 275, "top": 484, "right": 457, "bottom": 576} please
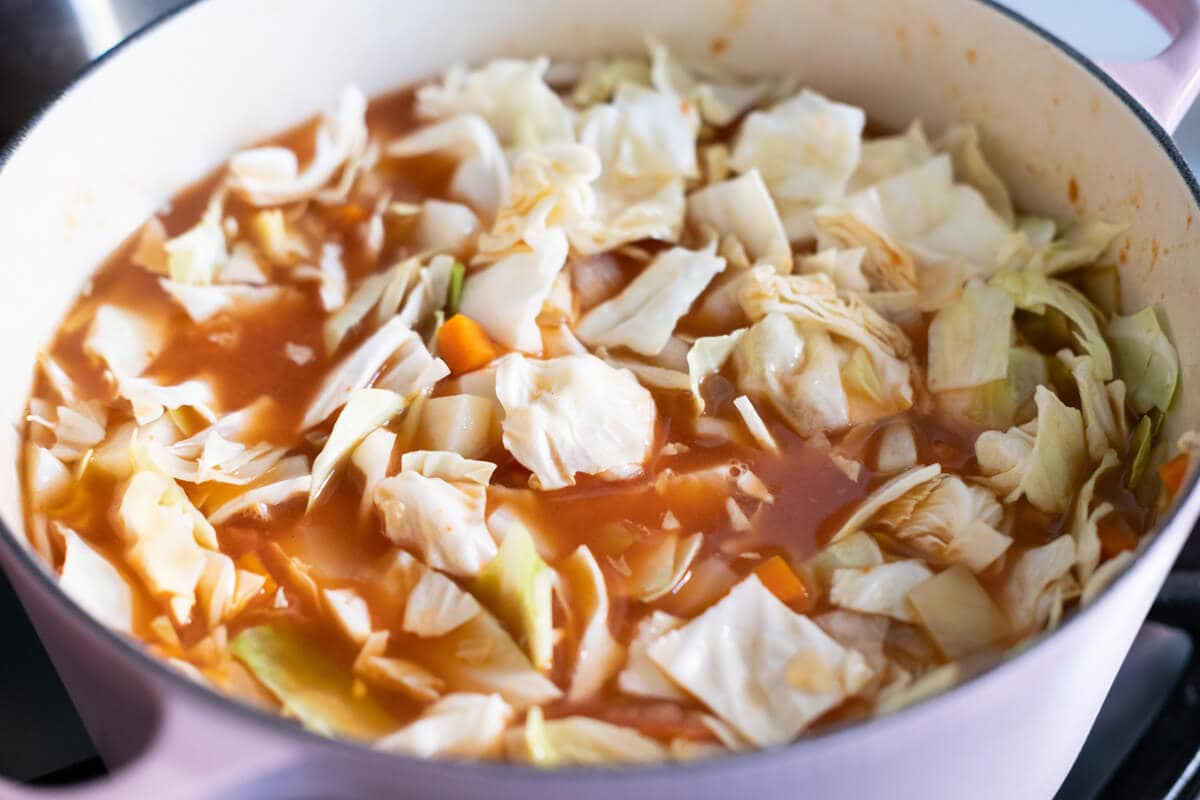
{"left": 807, "top": 532, "right": 885, "bottom": 590}
{"left": 686, "top": 328, "right": 745, "bottom": 412}
{"left": 322, "top": 587, "right": 373, "bottom": 645}
{"left": 975, "top": 385, "right": 1087, "bottom": 514}
{"left": 1060, "top": 351, "right": 1128, "bottom": 461}
{"left": 596, "top": 350, "right": 691, "bottom": 393}
{"left": 617, "top": 611, "right": 688, "bottom": 702}
{"left": 731, "top": 89, "right": 865, "bottom": 238}
{"left": 303, "top": 318, "right": 444, "bottom": 429}
{"left": 425, "top": 610, "right": 563, "bottom": 709}
{"left": 812, "top": 610, "right": 889, "bottom": 677}
{"left": 58, "top": 525, "right": 133, "bottom": 632}
{"left": 112, "top": 470, "right": 214, "bottom": 624}
{"left": 374, "top": 450, "right": 497, "bottom": 577}
{"left": 516, "top": 707, "right": 669, "bottom": 766}
{"left": 647, "top": 38, "right": 785, "bottom": 126}
{"left": 353, "top": 632, "right": 445, "bottom": 702}
{"left": 732, "top": 311, "right": 848, "bottom": 436}
{"left": 84, "top": 304, "right": 165, "bottom": 380}
{"left": 873, "top": 422, "right": 918, "bottom": 474}
{"left": 848, "top": 121, "right": 932, "bottom": 191}
{"left": 732, "top": 395, "right": 780, "bottom": 454}
{"left": 874, "top": 474, "right": 1012, "bottom": 573}
{"left": 934, "top": 125, "right": 1014, "bottom": 224}
{"left": 25, "top": 444, "right": 72, "bottom": 508}
{"left": 413, "top": 199, "right": 479, "bottom": 256}
{"left": 162, "top": 195, "right": 229, "bottom": 285}
{"left": 576, "top": 242, "right": 726, "bottom": 356}
{"left": 829, "top": 560, "right": 934, "bottom": 622}
{"left": 991, "top": 269, "right": 1113, "bottom": 381}
{"left": 559, "top": 546, "right": 625, "bottom": 701}
{"left": 403, "top": 569, "right": 483, "bottom": 637}
{"left": 570, "top": 55, "right": 651, "bottom": 107}
{"left": 1001, "top": 535, "right": 1077, "bottom": 634}
{"left": 1107, "top": 306, "right": 1180, "bottom": 415}
{"left": 647, "top": 574, "right": 873, "bottom": 747}
{"left": 906, "top": 565, "right": 1010, "bottom": 659}
{"left": 814, "top": 155, "right": 1025, "bottom": 291}
{"left": 1081, "top": 551, "right": 1135, "bottom": 606}
{"left": 414, "top": 394, "right": 498, "bottom": 460}
{"left": 477, "top": 144, "right": 600, "bottom": 260}
{"left": 1070, "top": 450, "right": 1119, "bottom": 585}
{"left": 378, "top": 693, "right": 513, "bottom": 759}
{"left": 686, "top": 170, "right": 792, "bottom": 273}
{"left": 1026, "top": 219, "right": 1125, "bottom": 275}
{"left": 387, "top": 114, "right": 510, "bottom": 217}
{"left": 829, "top": 464, "right": 942, "bottom": 543}
{"left": 796, "top": 247, "right": 870, "bottom": 293}
{"left": 926, "top": 280, "right": 1014, "bottom": 392}
{"left": 158, "top": 279, "right": 293, "bottom": 323}
{"left": 569, "top": 83, "right": 699, "bottom": 253}
{"left": 459, "top": 227, "right": 568, "bottom": 354}
{"left": 229, "top": 85, "right": 368, "bottom": 206}
{"left": 472, "top": 522, "right": 555, "bottom": 671}
{"left": 26, "top": 396, "right": 107, "bottom": 464}
{"left": 417, "top": 58, "right": 574, "bottom": 148}
{"left": 350, "top": 428, "right": 396, "bottom": 517}
{"left": 249, "top": 208, "right": 309, "bottom": 267}
{"left": 308, "top": 388, "right": 406, "bottom": 508}
{"left": 735, "top": 269, "right": 914, "bottom": 432}
{"left": 205, "top": 455, "right": 311, "bottom": 524}
{"left": 494, "top": 353, "right": 656, "bottom": 489}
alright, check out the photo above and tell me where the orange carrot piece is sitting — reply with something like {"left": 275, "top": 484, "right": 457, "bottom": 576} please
{"left": 1098, "top": 522, "right": 1139, "bottom": 560}
{"left": 755, "top": 555, "right": 808, "bottom": 605}
{"left": 1159, "top": 453, "right": 1190, "bottom": 498}
{"left": 437, "top": 314, "right": 501, "bottom": 375}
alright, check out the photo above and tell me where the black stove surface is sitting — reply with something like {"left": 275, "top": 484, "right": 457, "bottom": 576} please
{"left": 1, "top": 1, "right": 1199, "bottom": 797}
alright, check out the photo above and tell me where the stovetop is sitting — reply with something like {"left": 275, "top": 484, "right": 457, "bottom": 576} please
{"left": 3, "top": 1, "right": 1200, "bottom": 797}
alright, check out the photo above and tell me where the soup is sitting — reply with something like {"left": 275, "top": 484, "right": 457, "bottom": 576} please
{"left": 20, "top": 43, "right": 1190, "bottom": 762}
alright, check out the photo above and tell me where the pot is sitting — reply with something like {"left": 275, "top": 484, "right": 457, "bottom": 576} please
{"left": 1, "top": 1, "right": 1200, "bottom": 798}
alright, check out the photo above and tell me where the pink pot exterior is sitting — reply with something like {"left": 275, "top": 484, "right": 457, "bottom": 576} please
{"left": 2, "top": 1, "right": 1200, "bottom": 798}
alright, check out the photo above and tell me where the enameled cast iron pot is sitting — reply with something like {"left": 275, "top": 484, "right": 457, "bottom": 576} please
{"left": 2, "top": 1, "right": 1200, "bottom": 797}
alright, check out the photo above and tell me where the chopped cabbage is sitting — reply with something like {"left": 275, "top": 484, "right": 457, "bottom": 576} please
{"left": 403, "top": 569, "right": 483, "bottom": 637}
{"left": 308, "top": 388, "right": 406, "bottom": 508}
{"left": 907, "top": 565, "right": 1010, "bottom": 659}
{"left": 459, "top": 227, "right": 568, "bottom": 354}
{"left": 576, "top": 242, "right": 726, "bottom": 356}
{"left": 159, "top": 279, "right": 292, "bottom": 323}
{"left": 413, "top": 199, "right": 480, "bottom": 256}
{"left": 494, "top": 353, "right": 656, "bottom": 489}
{"left": 559, "top": 546, "right": 625, "bottom": 701}
{"left": 518, "top": 707, "right": 669, "bottom": 766}
{"left": 686, "top": 329, "right": 745, "bottom": 412}
{"left": 731, "top": 89, "right": 865, "bottom": 238}
{"left": 849, "top": 122, "right": 931, "bottom": 191}
{"left": 648, "top": 575, "right": 872, "bottom": 747}
{"left": 206, "top": 456, "right": 311, "bottom": 524}
{"left": 648, "top": 39, "right": 784, "bottom": 126}
{"left": 417, "top": 58, "right": 574, "bottom": 148}
{"left": 374, "top": 451, "right": 497, "bottom": 578}
{"left": 378, "top": 693, "right": 513, "bottom": 758}
{"left": 230, "top": 623, "right": 399, "bottom": 740}
{"left": 1001, "top": 535, "right": 1077, "bottom": 634}
{"left": 387, "top": 114, "right": 509, "bottom": 217}
{"left": 1026, "top": 219, "right": 1125, "bottom": 275}
{"left": 472, "top": 522, "right": 555, "bottom": 671}
{"left": 617, "top": 611, "right": 688, "bottom": 702}
{"left": 1060, "top": 351, "right": 1128, "bottom": 461}
{"left": 58, "top": 526, "right": 132, "bottom": 632}
{"left": 975, "top": 385, "right": 1087, "bottom": 514}
{"left": 934, "top": 125, "right": 1014, "bottom": 224}
{"left": 829, "top": 560, "right": 934, "bottom": 622}
{"left": 991, "top": 269, "right": 1113, "bottom": 381}
{"left": 350, "top": 428, "right": 396, "bottom": 518}
{"left": 229, "top": 86, "right": 368, "bottom": 206}
{"left": 926, "top": 280, "right": 1014, "bottom": 392}
{"left": 1108, "top": 306, "right": 1179, "bottom": 414}
{"left": 829, "top": 464, "right": 942, "bottom": 543}
{"left": 1069, "top": 450, "right": 1119, "bottom": 584}
{"left": 815, "top": 155, "right": 1025, "bottom": 290}
{"left": 686, "top": 170, "right": 791, "bottom": 273}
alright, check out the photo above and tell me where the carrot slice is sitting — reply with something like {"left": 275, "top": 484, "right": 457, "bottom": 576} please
{"left": 437, "top": 314, "right": 501, "bottom": 375}
{"left": 754, "top": 555, "right": 808, "bottom": 606}
{"left": 1159, "top": 453, "right": 1190, "bottom": 499}
{"left": 1098, "top": 522, "right": 1139, "bottom": 560}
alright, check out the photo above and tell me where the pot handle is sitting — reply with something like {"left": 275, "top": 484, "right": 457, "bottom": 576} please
{"left": 1102, "top": 0, "right": 1200, "bottom": 132}
{"left": 0, "top": 687, "right": 296, "bottom": 800}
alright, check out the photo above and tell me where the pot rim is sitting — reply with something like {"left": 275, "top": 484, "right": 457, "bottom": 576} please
{"left": 1, "top": 0, "right": 1197, "bottom": 783}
